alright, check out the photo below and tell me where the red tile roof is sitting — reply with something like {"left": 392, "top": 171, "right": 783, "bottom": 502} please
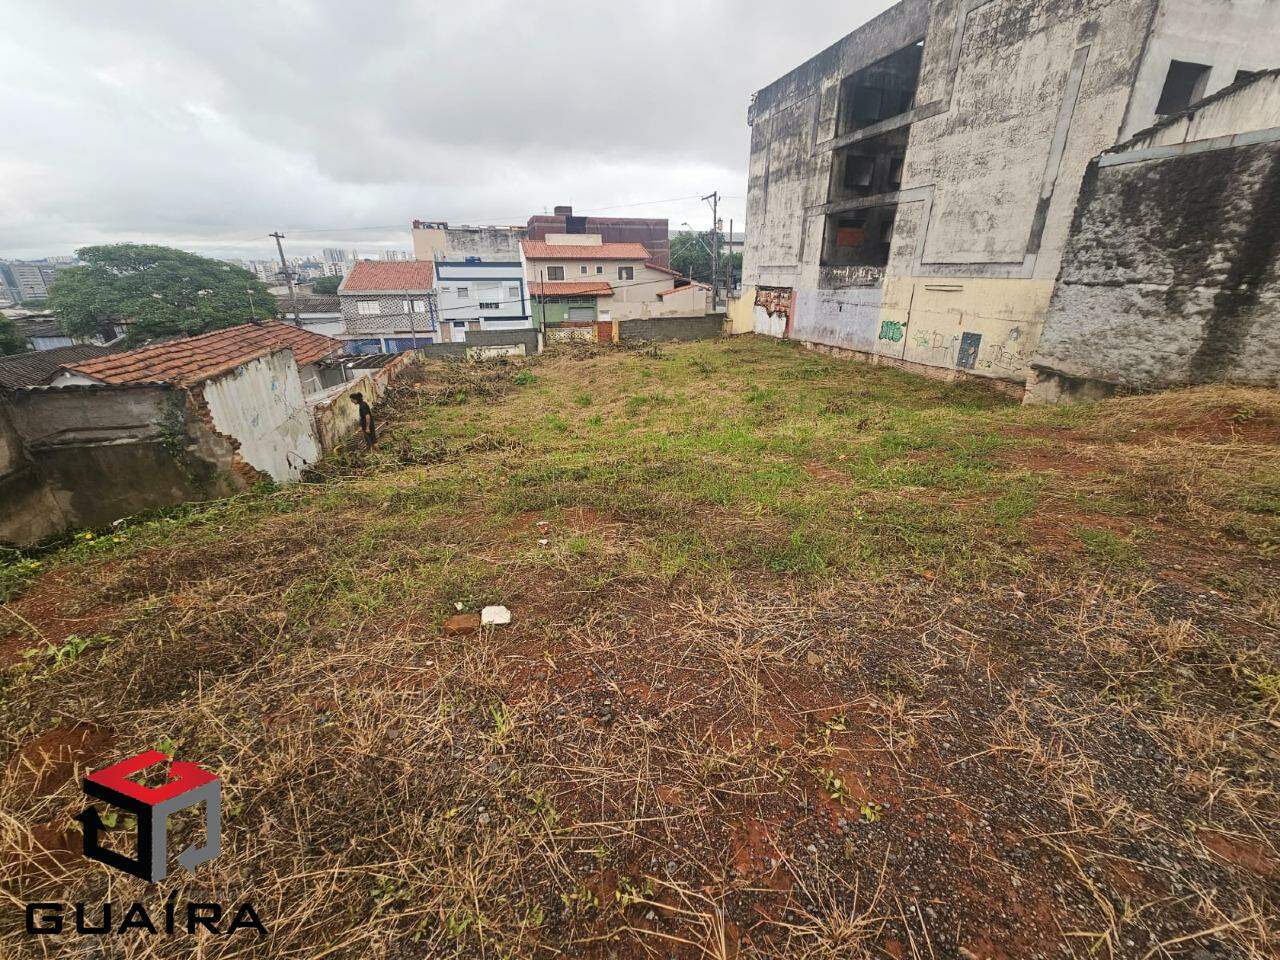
{"left": 339, "top": 260, "right": 435, "bottom": 292}
{"left": 520, "top": 241, "right": 651, "bottom": 261}
{"left": 528, "top": 281, "right": 615, "bottom": 297}
{"left": 64, "top": 322, "right": 341, "bottom": 386}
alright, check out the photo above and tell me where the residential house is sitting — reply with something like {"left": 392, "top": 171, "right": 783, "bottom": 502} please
{"left": 527, "top": 280, "right": 616, "bottom": 328}
{"left": 527, "top": 206, "right": 671, "bottom": 269}
{"left": 0, "top": 345, "right": 116, "bottom": 393}
{"left": 656, "top": 281, "right": 711, "bottom": 316}
{"left": 433, "top": 260, "right": 532, "bottom": 343}
{"left": 14, "top": 316, "right": 75, "bottom": 351}
{"left": 273, "top": 294, "right": 345, "bottom": 338}
{"left": 52, "top": 321, "right": 342, "bottom": 398}
{"left": 520, "top": 237, "right": 693, "bottom": 325}
{"left": 739, "top": 0, "right": 1280, "bottom": 390}
{"left": 337, "top": 260, "right": 438, "bottom": 354}
{"left": 1, "top": 322, "right": 351, "bottom": 545}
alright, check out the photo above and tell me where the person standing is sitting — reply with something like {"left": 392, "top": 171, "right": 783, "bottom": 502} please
{"left": 350, "top": 392, "right": 376, "bottom": 448}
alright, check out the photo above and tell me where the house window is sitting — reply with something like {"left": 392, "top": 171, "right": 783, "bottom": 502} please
{"left": 507, "top": 285, "right": 520, "bottom": 299}
{"left": 580, "top": 265, "right": 588, "bottom": 274}
{"left": 402, "top": 299, "right": 428, "bottom": 314}
{"left": 457, "top": 286, "right": 470, "bottom": 299}
{"left": 618, "top": 266, "right": 634, "bottom": 281}
{"left": 595, "top": 266, "right": 603, "bottom": 274}
{"left": 357, "top": 300, "right": 380, "bottom": 315}
{"left": 546, "top": 266, "right": 565, "bottom": 280}
{"left": 479, "top": 301, "right": 500, "bottom": 309}
{"left": 1156, "top": 60, "right": 1211, "bottom": 115}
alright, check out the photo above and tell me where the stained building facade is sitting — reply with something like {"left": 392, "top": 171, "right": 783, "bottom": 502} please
{"left": 740, "top": 0, "right": 1280, "bottom": 388}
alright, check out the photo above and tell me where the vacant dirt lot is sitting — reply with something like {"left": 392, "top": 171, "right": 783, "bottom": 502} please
{"left": 2, "top": 336, "right": 1277, "bottom": 958}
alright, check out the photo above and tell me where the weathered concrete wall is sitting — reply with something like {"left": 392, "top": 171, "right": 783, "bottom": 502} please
{"left": 0, "top": 400, "right": 64, "bottom": 546}
{"left": 761, "top": 0, "right": 1280, "bottom": 384}
{"left": 618, "top": 315, "right": 726, "bottom": 342}
{"left": 417, "top": 329, "right": 542, "bottom": 360}
{"left": 1122, "top": 0, "right": 1280, "bottom": 140}
{"left": 310, "top": 374, "right": 375, "bottom": 453}
{"left": 1121, "top": 68, "right": 1280, "bottom": 150}
{"left": 0, "top": 385, "right": 239, "bottom": 546}
{"left": 744, "top": 0, "right": 929, "bottom": 288}
{"left": 201, "top": 349, "right": 321, "bottom": 483}
{"left": 1030, "top": 133, "right": 1280, "bottom": 401}
{"left": 744, "top": 0, "right": 1255, "bottom": 385}
{"left": 412, "top": 224, "right": 525, "bottom": 262}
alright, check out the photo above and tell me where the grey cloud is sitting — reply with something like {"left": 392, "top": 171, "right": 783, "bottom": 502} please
{"left": 1, "top": 0, "right": 895, "bottom": 260}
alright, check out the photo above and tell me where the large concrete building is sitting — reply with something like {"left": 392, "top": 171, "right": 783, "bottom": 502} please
{"left": 740, "top": 0, "right": 1279, "bottom": 390}
{"left": 1029, "top": 68, "right": 1280, "bottom": 401}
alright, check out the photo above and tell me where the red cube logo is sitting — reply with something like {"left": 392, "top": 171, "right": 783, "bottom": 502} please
{"left": 77, "top": 750, "right": 221, "bottom": 882}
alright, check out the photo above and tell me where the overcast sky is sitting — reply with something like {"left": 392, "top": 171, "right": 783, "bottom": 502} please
{"left": 1, "top": 1, "right": 895, "bottom": 262}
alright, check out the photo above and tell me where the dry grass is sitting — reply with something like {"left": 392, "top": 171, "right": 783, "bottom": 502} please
{"left": 1, "top": 337, "right": 1276, "bottom": 958}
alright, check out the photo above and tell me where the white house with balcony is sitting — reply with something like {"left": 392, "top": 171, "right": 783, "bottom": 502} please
{"left": 432, "top": 259, "right": 532, "bottom": 343}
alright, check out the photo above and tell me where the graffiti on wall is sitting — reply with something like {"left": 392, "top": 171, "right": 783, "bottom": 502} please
{"left": 877, "top": 320, "right": 905, "bottom": 343}
{"left": 909, "top": 328, "right": 957, "bottom": 366}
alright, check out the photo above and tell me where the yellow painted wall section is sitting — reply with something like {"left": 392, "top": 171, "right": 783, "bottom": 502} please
{"left": 874, "top": 276, "right": 1056, "bottom": 382}
{"left": 726, "top": 289, "right": 756, "bottom": 335}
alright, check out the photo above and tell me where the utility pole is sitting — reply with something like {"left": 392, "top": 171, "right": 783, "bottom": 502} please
{"left": 702, "top": 191, "right": 720, "bottom": 312}
{"left": 728, "top": 218, "right": 734, "bottom": 298}
{"left": 246, "top": 285, "right": 261, "bottom": 325}
{"left": 269, "top": 231, "right": 302, "bottom": 326}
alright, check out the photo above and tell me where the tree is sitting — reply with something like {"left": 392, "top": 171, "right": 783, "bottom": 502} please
{"left": 47, "top": 244, "right": 277, "bottom": 344}
{"left": 311, "top": 274, "right": 342, "bottom": 295}
{"left": 670, "top": 232, "right": 741, "bottom": 290}
{"left": 0, "top": 315, "right": 27, "bottom": 355}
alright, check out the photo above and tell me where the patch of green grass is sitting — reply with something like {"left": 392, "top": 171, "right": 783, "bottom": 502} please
{"left": 1076, "top": 527, "right": 1144, "bottom": 568}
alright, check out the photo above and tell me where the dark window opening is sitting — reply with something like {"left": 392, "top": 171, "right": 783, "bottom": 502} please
{"left": 828, "top": 129, "right": 910, "bottom": 203}
{"left": 821, "top": 205, "right": 897, "bottom": 267}
{"left": 1155, "top": 60, "right": 1211, "bottom": 115}
{"left": 838, "top": 40, "right": 923, "bottom": 135}
{"left": 546, "top": 266, "right": 565, "bottom": 280}
{"left": 565, "top": 215, "right": 588, "bottom": 234}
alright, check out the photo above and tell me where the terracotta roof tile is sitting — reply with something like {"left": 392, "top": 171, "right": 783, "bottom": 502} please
{"left": 64, "top": 322, "right": 341, "bottom": 386}
{"left": 338, "top": 260, "right": 435, "bottom": 293}
{"left": 520, "top": 241, "right": 651, "bottom": 260}
{"left": 528, "top": 281, "right": 614, "bottom": 297}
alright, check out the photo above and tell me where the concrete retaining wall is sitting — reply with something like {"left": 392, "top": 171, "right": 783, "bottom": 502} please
{"left": 419, "top": 329, "right": 541, "bottom": 360}
{"left": 0, "top": 385, "right": 240, "bottom": 546}
{"left": 1030, "top": 135, "right": 1280, "bottom": 402}
{"left": 202, "top": 349, "right": 321, "bottom": 483}
{"left": 618, "top": 315, "right": 725, "bottom": 342}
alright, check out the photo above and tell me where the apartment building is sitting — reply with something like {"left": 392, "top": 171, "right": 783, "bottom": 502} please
{"left": 740, "top": 0, "right": 1279, "bottom": 388}
{"left": 433, "top": 260, "right": 532, "bottom": 343}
